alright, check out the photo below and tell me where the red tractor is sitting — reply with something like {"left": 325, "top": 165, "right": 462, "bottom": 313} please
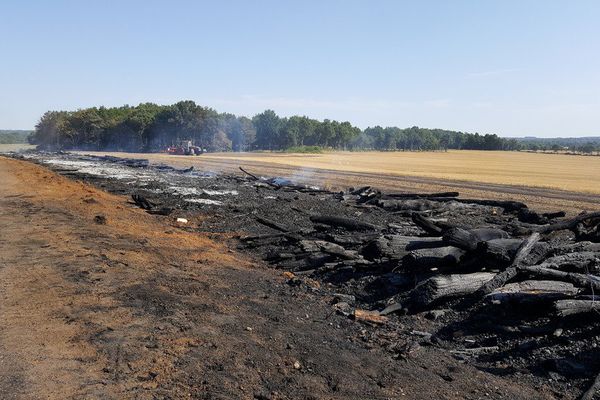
{"left": 166, "top": 140, "right": 204, "bottom": 156}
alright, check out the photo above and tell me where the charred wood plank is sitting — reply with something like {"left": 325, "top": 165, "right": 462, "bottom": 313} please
{"left": 477, "top": 238, "right": 524, "bottom": 263}
{"left": 519, "top": 265, "right": 600, "bottom": 291}
{"left": 554, "top": 299, "right": 600, "bottom": 317}
{"left": 408, "top": 272, "right": 496, "bottom": 308}
{"left": 361, "top": 235, "right": 443, "bottom": 261}
{"left": 376, "top": 198, "right": 438, "bottom": 212}
{"left": 325, "top": 233, "right": 381, "bottom": 246}
{"left": 386, "top": 191, "right": 459, "bottom": 199}
{"left": 131, "top": 194, "right": 156, "bottom": 210}
{"left": 486, "top": 280, "right": 579, "bottom": 303}
{"left": 412, "top": 213, "right": 444, "bottom": 236}
{"left": 300, "top": 240, "right": 359, "bottom": 260}
{"left": 239, "top": 166, "right": 280, "bottom": 188}
{"left": 535, "top": 211, "right": 600, "bottom": 234}
{"left": 443, "top": 227, "right": 510, "bottom": 251}
{"left": 475, "top": 233, "right": 541, "bottom": 296}
{"left": 581, "top": 370, "right": 600, "bottom": 400}
{"left": 537, "top": 252, "right": 600, "bottom": 272}
{"left": 309, "top": 215, "right": 380, "bottom": 231}
{"left": 403, "top": 246, "right": 465, "bottom": 270}
{"left": 551, "top": 242, "right": 600, "bottom": 256}
{"left": 239, "top": 166, "right": 259, "bottom": 181}
{"left": 255, "top": 216, "right": 290, "bottom": 233}
{"left": 543, "top": 211, "right": 566, "bottom": 219}
{"left": 425, "top": 198, "right": 528, "bottom": 212}
{"left": 349, "top": 186, "right": 371, "bottom": 195}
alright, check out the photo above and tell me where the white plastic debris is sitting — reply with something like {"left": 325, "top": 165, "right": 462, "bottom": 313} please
{"left": 176, "top": 218, "right": 188, "bottom": 224}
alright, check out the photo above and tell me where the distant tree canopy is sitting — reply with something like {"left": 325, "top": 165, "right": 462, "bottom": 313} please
{"left": 29, "top": 101, "right": 564, "bottom": 152}
{"left": 515, "top": 136, "right": 600, "bottom": 153}
{"left": 0, "top": 130, "right": 32, "bottom": 144}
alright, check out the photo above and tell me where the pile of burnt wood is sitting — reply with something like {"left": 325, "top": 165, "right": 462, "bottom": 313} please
{"left": 241, "top": 187, "right": 600, "bottom": 322}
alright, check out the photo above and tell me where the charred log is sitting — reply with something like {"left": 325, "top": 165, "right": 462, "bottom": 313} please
{"left": 309, "top": 215, "right": 380, "bottom": 231}
{"left": 443, "top": 227, "right": 510, "bottom": 251}
{"left": 408, "top": 272, "right": 496, "bottom": 309}
{"left": 403, "top": 246, "right": 465, "bottom": 270}
{"left": 361, "top": 235, "right": 443, "bottom": 261}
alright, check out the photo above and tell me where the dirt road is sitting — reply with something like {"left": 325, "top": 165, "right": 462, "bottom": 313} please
{"left": 0, "top": 156, "right": 561, "bottom": 399}
{"left": 76, "top": 151, "right": 600, "bottom": 214}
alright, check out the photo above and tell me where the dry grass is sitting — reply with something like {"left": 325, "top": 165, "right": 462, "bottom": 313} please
{"left": 80, "top": 150, "right": 600, "bottom": 195}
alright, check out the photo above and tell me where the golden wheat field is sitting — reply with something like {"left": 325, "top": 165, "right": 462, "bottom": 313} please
{"left": 203, "top": 150, "right": 600, "bottom": 193}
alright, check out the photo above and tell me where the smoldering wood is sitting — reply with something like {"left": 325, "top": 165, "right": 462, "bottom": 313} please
{"left": 553, "top": 299, "right": 600, "bottom": 317}
{"left": 361, "top": 235, "right": 443, "bottom": 261}
{"left": 309, "top": 215, "right": 380, "bottom": 231}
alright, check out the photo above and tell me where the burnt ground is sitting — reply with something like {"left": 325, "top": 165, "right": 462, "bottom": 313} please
{"left": 0, "top": 152, "right": 596, "bottom": 399}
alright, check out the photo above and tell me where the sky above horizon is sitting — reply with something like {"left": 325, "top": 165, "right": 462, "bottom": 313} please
{"left": 1, "top": 1, "right": 599, "bottom": 137}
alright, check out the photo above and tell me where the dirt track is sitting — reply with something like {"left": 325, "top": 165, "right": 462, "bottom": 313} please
{"left": 76, "top": 151, "right": 600, "bottom": 215}
{"left": 0, "top": 156, "right": 566, "bottom": 399}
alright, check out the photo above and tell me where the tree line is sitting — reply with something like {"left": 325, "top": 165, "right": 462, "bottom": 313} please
{"left": 0, "top": 130, "right": 32, "bottom": 144}
{"left": 29, "top": 101, "right": 534, "bottom": 152}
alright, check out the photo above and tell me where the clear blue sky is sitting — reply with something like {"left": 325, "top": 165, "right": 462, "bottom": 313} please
{"left": 1, "top": 1, "right": 599, "bottom": 137}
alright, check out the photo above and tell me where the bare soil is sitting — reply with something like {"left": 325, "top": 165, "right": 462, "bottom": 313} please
{"left": 0, "top": 156, "right": 567, "bottom": 399}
